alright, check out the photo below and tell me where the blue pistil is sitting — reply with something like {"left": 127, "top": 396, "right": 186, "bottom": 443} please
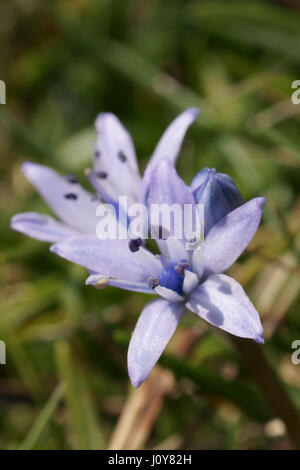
{"left": 158, "top": 260, "right": 189, "bottom": 295}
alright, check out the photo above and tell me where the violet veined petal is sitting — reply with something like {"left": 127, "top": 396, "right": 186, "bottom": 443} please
{"left": 51, "top": 235, "right": 161, "bottom": 282}
{"left": 95, "top": 113, "right": 139, "bottom": 172}
{"left": 182, "top": 270, "right": 199, "bottom": 294}
{"left": 147, "top": 158, "right": 195, "bottom": 206}
{"left": 203, "top": 197, "right": 266, "bottom": 277}
{"left": 22, "top": 162, "right": 100, "bottom": 233}
{"left": 155, "top": 286, "right": 184, "bottom": 302}
{"left": 141, "top": 107, "right": 199, "bottom": 202}
{"left": 85, "top": 274, "right": 154, "bottom": 294}
{"left": 191, "top": 168, "right": 244, "bottom": 235}
{"left": 150, "top": 107, "right": 199, "bottom": 167}
{"left": 11, "top": 212, "right": 77, "bottom": 243}
{"left": 147, "top": 159, "right": 200, "bottom": 254}
{"left": 128, "top": 298, "right": 185, "bottom": 387}
{"left": 186, "top": 274, "right": 264, "bottom": 343}
{"left": 93, "top": 113, "right": 141, "bottom": 203}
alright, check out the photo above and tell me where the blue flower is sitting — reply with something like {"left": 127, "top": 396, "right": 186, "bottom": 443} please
{"left": 51, "top": 159, "right": 265, "bottom": 387}
{"left": 11, "top": 109, "right": 266, "bottom": 388}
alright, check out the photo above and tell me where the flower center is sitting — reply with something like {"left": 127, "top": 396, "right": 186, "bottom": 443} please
{"left": 158, "top": 260, "right": 190, "bottom": 295}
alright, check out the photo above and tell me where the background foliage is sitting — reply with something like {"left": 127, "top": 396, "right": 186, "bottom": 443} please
{"left": 1, "top": 0, "right": 300, "bottom": 450}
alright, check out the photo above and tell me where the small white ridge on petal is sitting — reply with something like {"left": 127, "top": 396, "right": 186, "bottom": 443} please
{"left": 183, "top": 270, "right": 199, "bottom": 295}
{"left": 155, "top": 286, "right": 184, "bottom": 302}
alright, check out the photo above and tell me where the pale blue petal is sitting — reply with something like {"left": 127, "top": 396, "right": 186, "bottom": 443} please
{"left": 141, "top": 108, "right": 199, "bottom": 202}
{"left": 22, "top": 162, "right": 99, "bottom": 233}
{"left": 147, "top": 158, "right": 195, "bottom": 207}
{"left": 51, "top": 235, "right": 161, "bottom": 282}
{"left": 186, "top": 274, "right": 264, "bottom": 343}
{"left": 203, "top": 197, "right": 266, "bottom": 277}
{"left": 150, "top": 107, "right": 199, "bottom": 166}
{"left": 146, "top": 159, "right": 199, "bottom": 256}
{"left": 11, "top": 212, "right": 77, "bottom": 243}
{"left": 93, "top": 113, "right": 141, "bottom": 202}
{"left": 128, "top": 298, "right": 185, "bottom": 387}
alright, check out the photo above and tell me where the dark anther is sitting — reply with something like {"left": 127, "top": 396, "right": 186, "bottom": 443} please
{"left": 96, "top": 171, "right": 108, "bottom": 179}
{"left": 64, "top": 193, "right": 78, "bottom": 200}
{"left": 175, "top": 262, "right": 190, "bottom": 277}
{"left": 129, "top": 238, "right": 143, "bottom": 253}
{"left": 147, "top": 277, "right": 160, "bottom": 289}
{"left": 118, "top": 150, "right": 127, "bottom": 162}
{"left": 65, "top": 174, "right": 79, "bottom": 184}
{"left": 94, "top": 150, "right": 101, "bottom": 158}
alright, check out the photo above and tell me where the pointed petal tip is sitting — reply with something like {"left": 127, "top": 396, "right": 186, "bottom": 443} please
{"left": 85, "top": 274, "right": 108, "bottom": 289}
{"left": 95, "top": 110, "right": 109, "bottom": 124}
{"left": 21, "top": 161, "right": 50, "bottom": 181}
{"left": 154, "top": 156, "right": 173, "bottom": 169}
{"left": 128, "top": 367, "right": 144, "bottom": 388}
{"left": 21, "top": 160, "right": 36, "bottom": 176}
{"left": 10, "top": 213, "right": 20, "bottom": 227}
{"left": 94, "top": 111, "right": 119, "bottom": 132}
{"left": 254, "top": 335, "right": 264, "bottom": 345}
{"left": 21, "top": 160, "right": 31, "bottom": 169}
{"left": 202, "top": 167, "right": 216, "bottom": 175}
{"left": 10, "top": 218, "right": 20, "bottom": 233}
{"left": 148, "top": 156, "right": 175, "bottom": 179}
{"left": 187, "top": 107, "right": 200, "bottom": 118}
{"left": 10, "top": 212, "right": 36, "bottom": 231}
{"left": 85, "top": 275, "right": 94, "bottom": 286}
{"left": 49, "top": 243, "right": 59, "bottom": 254}
{"left": 256, "top": 196, "right": 267, "bottom": 209}
{"left": 10, "top": 212, "right": 77, "bottom": 243}
{"left": 130, "top": 378, "right": 142, "bottom": 388}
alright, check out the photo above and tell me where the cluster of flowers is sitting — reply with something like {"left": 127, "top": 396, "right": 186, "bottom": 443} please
{"left": 11, "top": 108, "right": 265, "bottom": 387}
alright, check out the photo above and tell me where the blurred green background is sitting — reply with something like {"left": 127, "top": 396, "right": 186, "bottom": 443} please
{"left": 1, "top": 0, "right": 300, "bottom": 450}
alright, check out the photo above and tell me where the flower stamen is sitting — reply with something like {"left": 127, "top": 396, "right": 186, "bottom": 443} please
{"left": 174, "top": 261, "right": 190, "bottom": 277}
{"left": 147, "top": 277, "right": 160, "bottom": 289}
{"left": 128, "top": 238, "right": 143, "bottom": 252}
